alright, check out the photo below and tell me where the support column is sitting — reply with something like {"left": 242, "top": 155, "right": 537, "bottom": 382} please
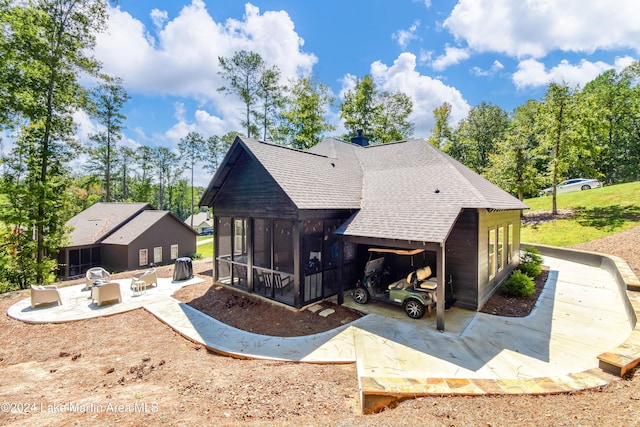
{"left": 247, "top": 218, "right": 254, "bottom": 292}
{"left": 213, "top": 215, "right": 219, "bottom": 282}
{"left": 436, "top": 242, "right": 446, "bottom": 332}
{"left": 337, "top": 239, "right": 344, "bottom": 305}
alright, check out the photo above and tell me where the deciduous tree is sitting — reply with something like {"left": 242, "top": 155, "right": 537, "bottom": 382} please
{"left": 0, "top": 0, "right": 108, "bottom": 287}
{"left": 280, "top": 76, "right": 335, "bottom": 149}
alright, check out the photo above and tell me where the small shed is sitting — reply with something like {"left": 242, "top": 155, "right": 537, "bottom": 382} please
{"left": 58, "top": 203, "right": 197, "bottom": 278}
{"left": 200, "top": 136, "right": 527, "bottom": 329}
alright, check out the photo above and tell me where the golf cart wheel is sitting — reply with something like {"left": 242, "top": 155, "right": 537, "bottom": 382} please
{"left": 352, "top": 287, "right": 370, "bottom": 304}
{"left": 581, "top": 185, "right": 591, "bottom": 190}
{"left": 404, "top": 299, "right": 426, "bottom": 319}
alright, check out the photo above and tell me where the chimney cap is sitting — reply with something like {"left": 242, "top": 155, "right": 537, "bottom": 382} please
{"left": 351, "top": 129, "right": 369, "bottom": 147}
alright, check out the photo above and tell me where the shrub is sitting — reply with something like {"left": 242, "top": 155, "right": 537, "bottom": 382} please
{"left": 504, "top": 270, "right": 535, "bottom": 297}
{"left": 520, "top": 246, "right": 543, "bottom": 277}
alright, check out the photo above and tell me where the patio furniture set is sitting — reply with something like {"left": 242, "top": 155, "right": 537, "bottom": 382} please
{"left": 30, "top": 267, "right": 158, "bottom": 309}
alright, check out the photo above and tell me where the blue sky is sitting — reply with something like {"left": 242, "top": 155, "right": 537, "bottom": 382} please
{"left": 76, "top": 0, "right": 639, "bottom": 185}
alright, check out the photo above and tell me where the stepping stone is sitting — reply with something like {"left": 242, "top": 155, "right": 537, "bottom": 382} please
{"left": 307, "top": 304, "right": 323, "bottom": 313}
{"left": 319, "top": 308, "right": 335, "bottom": 318}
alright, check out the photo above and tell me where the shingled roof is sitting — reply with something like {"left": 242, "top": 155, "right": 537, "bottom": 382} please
{"left": 66, "top": 202, "right": 152, "bottom": 247}
{"left": 200, "top": 136, "right": 528, "bottom": 244}
{"left": 102, "top": 211, "right": 187, "bottom": 245}
{"left": 200, "top": 137, "right": 363, "bottom": 209}
{"left": 335, "top": 139, "right": 528, "bottom": 243}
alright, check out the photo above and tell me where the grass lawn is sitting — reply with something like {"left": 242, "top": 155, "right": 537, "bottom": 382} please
{"left": 521, "top": 181, "right": 640, "bottom": 246}
{"left": 195, "top": 235, "right": 214, "bottom": 259}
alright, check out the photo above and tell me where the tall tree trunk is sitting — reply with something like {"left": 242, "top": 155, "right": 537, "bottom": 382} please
{"left": 552, "top": 101, "right": 564, "bottom": 216}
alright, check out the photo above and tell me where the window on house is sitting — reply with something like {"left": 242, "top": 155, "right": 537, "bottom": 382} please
{"left": 507, "top": 223, "right": 513, "bottom": 263}
{"left": 171, "top": 244, "right": 178, "bottom": 260}
{"left": 488, "top": 228, "right": 496, "bottom": 280}
{"left": 154, "top": 246, "right": 162, "bottom": 264}
{"left": 139, "top": 249, "right": 148, "bottom": 266}
{"left": 497, "top": 225, "right": 504, "bottom": 271}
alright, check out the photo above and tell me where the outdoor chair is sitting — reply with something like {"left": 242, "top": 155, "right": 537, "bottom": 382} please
{"left": 91, "top": 282, "right": 122, "bottom": 306}
{"left": 30, "top": 285, "right": 62, "bottom": 308}
{"left": 85, "top": 267, "right": 111, "bottom": 290}
{"left": 273, "top": 273, "right": 292, "bottom": 295}
{"left": 132, "top": 268, "right": 157, "bottom": 289}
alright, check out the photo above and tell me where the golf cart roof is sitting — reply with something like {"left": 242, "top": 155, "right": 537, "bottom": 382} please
{"left": 367, "top": 248, "right": 425, "bottom": 256}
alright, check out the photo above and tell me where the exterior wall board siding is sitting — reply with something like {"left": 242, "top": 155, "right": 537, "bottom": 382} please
{"left": 445, "top": 209, "right": 479, "bottom": 310}
{"left": 477, "top": 209, "right": 522, "bottom": 309}
{"left": 214, "top": 151, "right": 297, "bottom": 218}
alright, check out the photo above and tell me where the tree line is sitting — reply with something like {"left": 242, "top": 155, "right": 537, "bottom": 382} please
{"left": 431, "top": 63, "right": 640, "bottom": 213}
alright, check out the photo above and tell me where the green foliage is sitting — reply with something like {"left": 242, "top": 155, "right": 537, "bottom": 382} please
{"left": 279, "top": 76, "right": 335, "bottom": 149}
{"left": 520, "top": 247, "right": 543, "bottom": 278}
{"left": 178, "top": 131, "right": 206, "bottom": 223}
{"left": 485, "top": 100, "right": 543, "bottom": 200}
{"left": 340, "top": 74, "right": 414, "bottom": 144}
{"left": 447, "top": 101, "right": 509, "bottom": 174}
{"left": 504, "top": 270, "right": 535, "bottom": 297}
{"left": 428, "top": 102, "right": 453, "bottom": 149}
{"left": 0, "top": 1, "right": 107, "bottom": 287}
{"left": 84, "top": 76, "right": 129, "bottom": 202}
{"left": 218, "top": 50, "right": 273, "bottom": 139}
{"left": 254, "top": 65, "right": 285, "bottom": 141}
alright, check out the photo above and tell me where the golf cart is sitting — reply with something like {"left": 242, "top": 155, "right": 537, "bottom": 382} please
{"left": 351, "top": 248, "right": 440, "bottom": 319}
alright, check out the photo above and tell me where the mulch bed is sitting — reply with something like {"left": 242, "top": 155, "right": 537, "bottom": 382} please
{"left": 480, "top": 267, "right": 550, "bottom": 317}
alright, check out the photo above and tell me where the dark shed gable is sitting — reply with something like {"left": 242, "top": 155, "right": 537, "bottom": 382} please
{"left": 213, "top": 150, "right": 297, "bottom": 219}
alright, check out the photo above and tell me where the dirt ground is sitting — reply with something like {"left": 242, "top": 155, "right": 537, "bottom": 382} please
{"left": 1, "top": 226, "right": 640, "bottom": 426}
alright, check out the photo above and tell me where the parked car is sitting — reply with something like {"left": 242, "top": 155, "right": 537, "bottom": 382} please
{"left": 200, "top": 228, "right": 213, "bottom": 236}
{"left": 540, "top": 178, "right": 601, "bottom": 196}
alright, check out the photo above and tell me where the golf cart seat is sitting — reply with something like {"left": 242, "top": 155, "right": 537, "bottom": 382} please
{"left": 388, "top": 279, "right": 412, "bottom": 291}
{"left": 408, "top": 266, "right": 437, "bottom": 291}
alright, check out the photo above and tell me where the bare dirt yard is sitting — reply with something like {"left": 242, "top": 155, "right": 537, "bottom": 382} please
{"left": 1, "top": 226, "right": 640, "bottom": 426}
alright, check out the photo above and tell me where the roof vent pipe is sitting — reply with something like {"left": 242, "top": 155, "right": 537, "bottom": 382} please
{"left": 350, "top": 129, "right": 369, "bottom": 147}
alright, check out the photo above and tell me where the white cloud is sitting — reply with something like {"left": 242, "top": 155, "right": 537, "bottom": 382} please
{"left": 444, "top": 0, "right": 640, "bottom": 58}
{"left": 431, "top": 45, "right": 470, "bottom": 71}
{"left": 471, "top": 60, "right": 504, "bottom": 77}
{"left": 95, "top": 1, "right": 317, "bottom": 135}
{"left": 368, "top": 53, "right": 470, "bottom": 137}
{"left": 392, "top": 21, "right": 420, "bottom": 50}
{"left": 512, "top": 57, "right": 634, "bottom": 89}
{"left": 338, "top": 74, "right": 358, "bottom": 99}
{"left": 150, "top": 9, "right": 168, "bottom": 30}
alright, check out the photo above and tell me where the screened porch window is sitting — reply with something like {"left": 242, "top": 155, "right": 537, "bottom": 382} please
{"left": 216, "top": 217, "right": 249, "bottom": 290}
{"left": 216, "top": 217, "right": 232, "bottom": 285}
{"left": 252, "top": 219, "right": 272, "bottom": 296}
{"left": 272, "top": 220, "right": 294, "bottom": 305}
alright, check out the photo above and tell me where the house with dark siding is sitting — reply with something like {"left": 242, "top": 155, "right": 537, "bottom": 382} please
{"left": 200, "top": 136, "right": 527, "bottom": 329}
{"left": 58, "top": 203, "right": 197, "bottom": 278}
